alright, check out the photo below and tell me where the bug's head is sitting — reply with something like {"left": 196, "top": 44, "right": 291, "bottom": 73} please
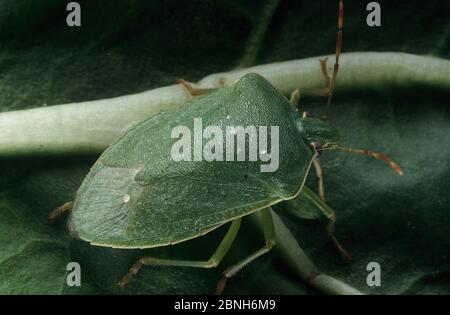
{"left": 296, "top": 111, "right": 339, "bottom": 156}
{"left": 296, "top": 110, "right": 403, "bottom": 176}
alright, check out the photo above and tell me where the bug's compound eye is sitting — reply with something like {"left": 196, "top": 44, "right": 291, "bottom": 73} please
{"left": 302, "top": 111, "right": 314, "bottom": 118}
{"left": 310, "top": 142, "right": 323, "bottom": 157}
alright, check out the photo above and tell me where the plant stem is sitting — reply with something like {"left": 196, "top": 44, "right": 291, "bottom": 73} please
{"left": 249, "top": 210, "right": 364, "bottom": 295}
{"left": 0, "top": 52, "right": 449, "bottom": 156}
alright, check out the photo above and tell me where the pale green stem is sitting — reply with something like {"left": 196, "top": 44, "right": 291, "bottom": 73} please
{"left": 249, "top": 210, "right": 364, "bottom": 295}
{"left": 0, "top": 52, "right": 449, "bottom": 156}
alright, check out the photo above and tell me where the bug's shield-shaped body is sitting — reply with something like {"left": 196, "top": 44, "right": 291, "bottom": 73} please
{"left": 69, "top": 73, "right": 314, "bottom": 248}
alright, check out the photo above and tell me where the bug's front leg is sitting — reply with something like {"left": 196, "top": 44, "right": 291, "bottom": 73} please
{"left": 305, "top": 58, "right": 332, "bottom": 98}
{"left": 300, "top": 186, "right": 351, "bottom": 262}
{"left": 289, "top": 57, "right": 336, "bottom": 111}
{"left": 319, "top": 58, "right": 331, "bottom": 94}
{"left": 177, "top": 79, "right": 218, "bottom": 96}
{"left": 288, "top": 57, "right": 332, "bottom": 109}
{"left": 312, "top": 157, "right": 325, "bottom": 202}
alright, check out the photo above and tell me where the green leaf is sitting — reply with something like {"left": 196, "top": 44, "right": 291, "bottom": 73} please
{"left": 0, "top": 0, "right": 449, "bottom": 294}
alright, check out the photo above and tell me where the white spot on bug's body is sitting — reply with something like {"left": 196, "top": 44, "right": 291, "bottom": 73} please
{"left": 123, "top": 194, "right": 131, "bottom": 204}
{"left": 226, "top": 115, "right": 230, "bottom": 119}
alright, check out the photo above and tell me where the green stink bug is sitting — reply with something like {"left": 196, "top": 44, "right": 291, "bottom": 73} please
{"left": 50, "top": 1, "right": 402, "bottom": 294}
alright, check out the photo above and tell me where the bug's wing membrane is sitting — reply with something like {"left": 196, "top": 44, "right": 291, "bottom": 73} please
{"left": 68, "top": 166, "right": 142, "bottom": 242}
{"left": 70, "top": 73, "right": 314, "bottom": 248}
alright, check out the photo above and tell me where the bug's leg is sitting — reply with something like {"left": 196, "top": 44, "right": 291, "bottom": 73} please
{"left": 177, "top": 79, "right": 218, "bottom": 96}
{"left": 302, "top": 57, "right": 335, "bottom": 98}
{"left": 310, "top": 142, "right": 325, "bottom": 201}
{"left": 308, "top": 58, "right": 332, "bottom": 97}
{"left": 301, "top": 186, "right": 352, "bottom": 262}
{"left": 289, "top": 88, "right": 301, "bottom": 110}
{"left": 312, "top": 158, "right": 325, "bottom": 202}
{"left": 291, "top": 55, "right": 332, "bottom": 104}
{"left": 48, "top": 201, "right": 73, "bottom": 222}
{"left": 118, "top": 218, "right": 242, "bottom": 288}
{"left": 320, "top": 58, "right": 331, "bottom": 93}
{"left": 215, "top": 207, "right": 276, "bottom": 295}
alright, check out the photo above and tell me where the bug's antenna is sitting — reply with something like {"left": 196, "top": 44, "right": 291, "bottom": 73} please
{"left": 324, "top": 0, "right": 343, "bottom": 120}
{"left": 325, "top": 145, "right": 404, "bottom": 176}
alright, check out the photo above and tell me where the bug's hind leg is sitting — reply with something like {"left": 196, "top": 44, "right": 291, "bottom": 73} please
{"left": 48, "top": 201, "right": 73, "bottom": 222}
{"left": 118, "top": 218, "right": 242, "bottom": 288}
{"left": 177, "top": 79, "right": 218, "bottom": 96}
{"left": 215, "top": 207, "right": 276, "bottom": 295}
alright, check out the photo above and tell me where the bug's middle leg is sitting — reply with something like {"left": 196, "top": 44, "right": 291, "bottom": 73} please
{"left": 215, "top": 207, "right": 276, "bottom": 295}
{"left": 118, "top": 218, "right": 242, "bottom": 288}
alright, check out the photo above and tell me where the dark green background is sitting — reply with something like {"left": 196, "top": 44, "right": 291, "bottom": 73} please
{"left": 0, "top": 0, "right": 448, "bottom": 294}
